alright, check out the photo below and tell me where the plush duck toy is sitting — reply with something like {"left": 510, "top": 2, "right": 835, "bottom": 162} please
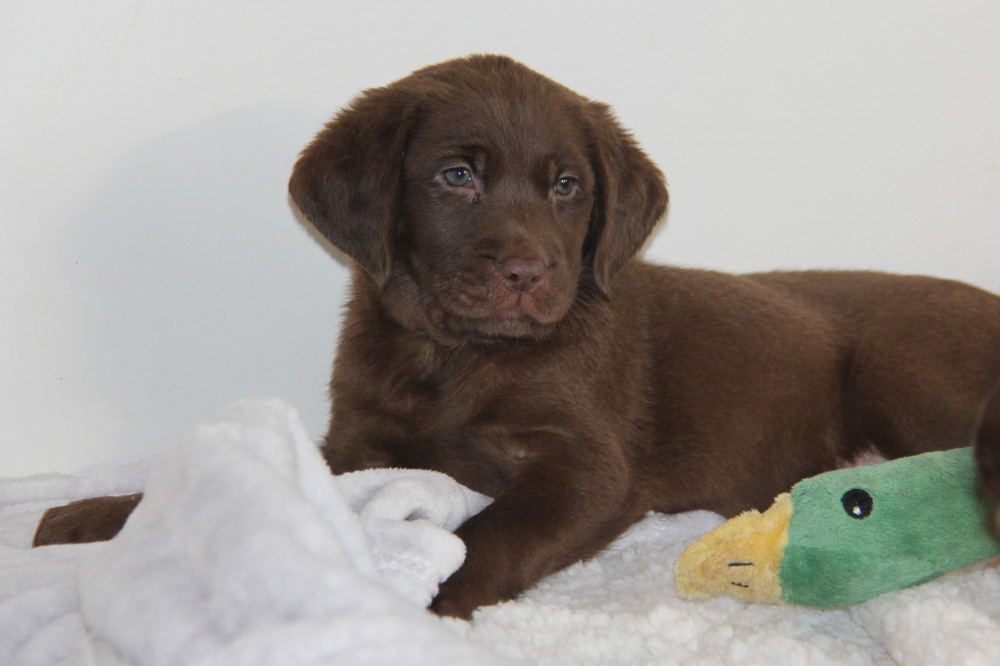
{"left": 675, "top": 447, "right": 1000, "bottom": 608}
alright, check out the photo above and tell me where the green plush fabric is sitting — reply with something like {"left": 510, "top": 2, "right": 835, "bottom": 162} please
{"left": 780, "top": 447, "right": 1000, "bottom": 608}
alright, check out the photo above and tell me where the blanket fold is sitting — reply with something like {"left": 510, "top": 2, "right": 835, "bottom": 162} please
{"left": 2, "top": 398, "right": 508, "bottom": 666}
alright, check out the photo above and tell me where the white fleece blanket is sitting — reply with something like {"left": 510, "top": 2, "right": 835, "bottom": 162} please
{"left": 3, "top": 400, "right": 1000, "bottom": 666}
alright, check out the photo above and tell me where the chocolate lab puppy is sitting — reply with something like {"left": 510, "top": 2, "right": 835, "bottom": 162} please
{"left": 35, "top": 55, "right": 1000, "bottom": 620}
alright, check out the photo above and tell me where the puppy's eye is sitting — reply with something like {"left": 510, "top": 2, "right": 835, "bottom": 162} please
{"left": 442, "top": 167, "right": 473, "bottom": 187}
{"left": 553, "top": 176, "right": 577, "bottom": 196}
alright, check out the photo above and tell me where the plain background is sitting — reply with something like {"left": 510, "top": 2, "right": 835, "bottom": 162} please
{"left": 3, "top": 1, "right": 999, "bottom": 476}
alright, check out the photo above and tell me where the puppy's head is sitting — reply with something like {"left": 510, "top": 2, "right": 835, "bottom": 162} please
{"left": 290, "top": 55, "right": 667, "bottom": 343}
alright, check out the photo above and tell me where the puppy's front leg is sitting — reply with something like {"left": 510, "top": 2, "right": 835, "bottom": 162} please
{"left": 430, "top": 445, "right": 640, "bottom": 619}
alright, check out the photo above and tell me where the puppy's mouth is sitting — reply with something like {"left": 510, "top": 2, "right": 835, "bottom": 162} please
{"left": 434, "top": 295, "right": 559, "bottom": 341}
{"left": 425, "top": 275, "right": 574, "bottom": 342}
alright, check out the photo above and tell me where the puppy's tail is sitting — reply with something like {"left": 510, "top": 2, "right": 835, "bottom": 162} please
{"left": 974, "top": 383, "right": 1000, "bottom": 532}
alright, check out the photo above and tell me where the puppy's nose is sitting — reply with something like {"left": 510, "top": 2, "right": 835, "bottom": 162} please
{"left": 500, "top": 256, "right": 546, "bottom": 293}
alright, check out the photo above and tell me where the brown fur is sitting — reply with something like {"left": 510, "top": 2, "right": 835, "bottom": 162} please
{"left": 34, "top": 55, "right": 1000, "bottom": 620}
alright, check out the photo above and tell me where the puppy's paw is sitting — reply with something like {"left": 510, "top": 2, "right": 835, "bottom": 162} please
{"left": 429, "top": 594, "right": 474, "bottom": 621}
{"left": 428, "top": 579, "right": 483, "bottom": 620}
{"left": 32, "top": 493, "right": 142, "bottom": 546}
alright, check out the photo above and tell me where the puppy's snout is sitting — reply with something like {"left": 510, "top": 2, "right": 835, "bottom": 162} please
{"left": 500, "top": 256, "right": 546, "bottom": 293}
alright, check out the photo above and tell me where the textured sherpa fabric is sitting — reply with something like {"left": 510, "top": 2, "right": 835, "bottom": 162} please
{"left": 4, "top": 400, "right": 1000, "bottom": 665}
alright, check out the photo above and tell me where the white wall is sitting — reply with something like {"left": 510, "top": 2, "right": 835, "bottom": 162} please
{"left": 2, "top": 1, "right": 999, "bottom": 476}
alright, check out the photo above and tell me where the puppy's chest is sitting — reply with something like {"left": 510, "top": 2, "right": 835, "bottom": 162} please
{"left": 384, "top": 344, "right": 560, "bottom": 482}
{"left": 401, "top": 350, "right": 519, "bottom": 434}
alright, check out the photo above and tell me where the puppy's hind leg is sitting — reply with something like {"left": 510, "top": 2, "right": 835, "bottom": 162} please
{"left": 32, "top": 493, "right": 142, "bottom": 546}
{"left": 842, "top": 297, "right": 1000, "bottom": 461}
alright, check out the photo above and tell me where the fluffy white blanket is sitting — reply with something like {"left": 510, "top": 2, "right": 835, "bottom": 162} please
{"left": 2, "top": 400, "right": 999, "bottom": 665}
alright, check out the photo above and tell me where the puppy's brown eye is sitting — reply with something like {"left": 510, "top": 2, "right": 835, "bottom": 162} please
{"left": 443, "top": 167, "right": 473, "bottom": 187}
{"left": 553, "top": 177, "right": 577, "bottom": 196}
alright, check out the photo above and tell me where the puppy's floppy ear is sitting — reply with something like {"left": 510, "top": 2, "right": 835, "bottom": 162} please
{"left": 289, "top": 86, "right": 419, "bottom": 289}
{"left": 587, "top": 101, "right": 669, "bottom": 296}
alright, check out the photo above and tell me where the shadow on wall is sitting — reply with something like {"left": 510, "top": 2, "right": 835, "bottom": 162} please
{"left": 75, "top": 105, "right": 351, "bottom": 462}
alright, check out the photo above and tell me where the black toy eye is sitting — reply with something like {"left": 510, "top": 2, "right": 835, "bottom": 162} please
{"left": 442, "top": 167, "right": 473, "bottom": 187}
{"left": 553, "top": 176, "right": 577, "bottom": 196}
{"left": 841, "top": 488, "right": 873, "bottom": 519}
